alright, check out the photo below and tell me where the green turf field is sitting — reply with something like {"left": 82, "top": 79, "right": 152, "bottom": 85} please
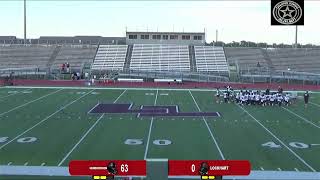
{"left": 0, "top": 87, "right": 320, "bottom": 179}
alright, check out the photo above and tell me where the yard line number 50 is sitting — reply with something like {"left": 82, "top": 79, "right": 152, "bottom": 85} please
{"left": 124, "top": 139, "right": 172, "bottom": 146}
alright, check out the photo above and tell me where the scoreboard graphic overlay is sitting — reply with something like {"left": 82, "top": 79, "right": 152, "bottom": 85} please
{"left": 69, "top": 160, "right": 147, "bottom": 179}
{"left": 69, "top": 160, "right": 250, "bottom": 179}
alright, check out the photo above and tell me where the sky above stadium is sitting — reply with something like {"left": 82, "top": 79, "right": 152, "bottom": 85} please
{"left": 0, "top": 1, "right": 319, "bottom": 45}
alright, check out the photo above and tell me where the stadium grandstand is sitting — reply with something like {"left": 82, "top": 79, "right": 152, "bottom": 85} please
{"left": 1, "top": 32, "right": 319, "bottom": 85}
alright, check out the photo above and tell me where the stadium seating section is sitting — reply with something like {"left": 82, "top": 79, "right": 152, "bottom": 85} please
{"left": 194, "top": 46, "right": 229, "bottom": 75}
{"left": 52, "top": 45, "right": 97, "bottom": 71}
{"left": 91, "top": 45, "right": 128, "bottom": 71}
{"left": 0, "top": 45, "right": 55, "bottom": 70}
{"left": 267, "top": 48, "right": 320, "bottom": 73}
{"left": 1, "top": 44, "right": 319, "bottom": 75}
{"left": 130, "top": 44, "right": 190, "bottom": 72}
{"left": 224, "top": 47, "right": 268, "bottom": 70}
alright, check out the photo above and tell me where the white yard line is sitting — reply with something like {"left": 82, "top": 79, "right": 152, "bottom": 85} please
{"left": 237, "top": 104, "right": 316, "bottom": 172}
{"left": 0, "top": 89, "right": 63, "bottom": 117}
{"left": 310, "top": 102, "right": 320, "bottom": 108}
{"left": 260, "top": 167, "right": 264, "bottom": 171}
{"left": 128, "top": 103, "right": 133, "bottom": 110}
{"left": 294, "top": 168, "right": 299, "bottom": 172}
{"left": 0, "top": 90, "right": 94, "bottom": 150}
{"left": 87, "top": 103, "right": 100, "bottom": 114}
{"left": 57, "top": 89, "right": 127, "bottom": 166}
{"left": 282, "top": 107, "right": 320, "bottom": 129}
{"left": 189, "top": 90, "right": 225, "bottom": 160}
{"left": 57, "top": 114, "right": 105, "bottom": 166}
{"left": 144, "top": 89, "right": 158, "bottom": 160}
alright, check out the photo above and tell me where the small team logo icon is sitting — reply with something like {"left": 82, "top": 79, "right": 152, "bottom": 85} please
{"left": 271, "top": 0, "right": 304, "bottom": 25}
{"left": 199, "top": 162, "right": 209, "bottom": 175}
{"left": 107, "top": 162, "right": 118, "bottom": 175}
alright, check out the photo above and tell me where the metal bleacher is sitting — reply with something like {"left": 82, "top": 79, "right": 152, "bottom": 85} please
{"left": 91, "top": 45, "right": 128, "bottom": 71}
{"left": 194, "top": 46, "right": 229, "bottom": 75}
{"left": 224, "top": 47, "right": 267, "bottom": 70}
{"left": 0, "top": 45, "right": 54, "bottom": 70}
{"left": 130, "top": 44, "right": 190, "bottom": 72}
{"left": 52, "top": 45, "right": 97, "bottom": 72}
{"left": 267, "top": 48, "right": 320, "bottom": 74}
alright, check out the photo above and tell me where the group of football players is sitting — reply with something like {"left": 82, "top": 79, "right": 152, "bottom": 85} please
{"left": 215, "top": 86, "right": 297, "bottom": 107}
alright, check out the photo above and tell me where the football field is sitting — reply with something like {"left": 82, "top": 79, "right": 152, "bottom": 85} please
{"left": 0, "top": 86, "right": 320, "bottom": 179}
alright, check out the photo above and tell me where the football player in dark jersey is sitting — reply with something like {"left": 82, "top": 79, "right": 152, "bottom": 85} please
{"left": 304, "top": 91, "right": 309, "bottom": 108}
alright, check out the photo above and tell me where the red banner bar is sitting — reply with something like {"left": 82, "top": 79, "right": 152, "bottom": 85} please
{"left": 69, "top": 160, "right": 146, "bottom": 176}
{"left": 168, "top": 160, "right": 250, "bottom": 176}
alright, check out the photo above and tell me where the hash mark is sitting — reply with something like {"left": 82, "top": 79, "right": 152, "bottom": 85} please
{"left": 24, "top": 162, "right": 28, "bottom": 166}
{"left": 277, "top": 168, "right": 282, "bottom": 171}
{"left": 294, "top": 168, "right": 299, "bottom": 172}
{"left": 260, "top": 167, "right": 264, "bottom": 171}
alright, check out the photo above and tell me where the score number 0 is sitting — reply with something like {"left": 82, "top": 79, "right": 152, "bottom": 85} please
{"left": 191, "top": 164, "right": 196, "bottom": 173}
{"left": 120, "top": 164, "right": 129, "bottom": 173}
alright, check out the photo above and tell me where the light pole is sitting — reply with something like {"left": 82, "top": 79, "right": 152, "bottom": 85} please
{"left": 24, "top": 0, "right": 26, "bottom": 45}
{"left": 295, "top": 25, "right": 298, "bottom": 48}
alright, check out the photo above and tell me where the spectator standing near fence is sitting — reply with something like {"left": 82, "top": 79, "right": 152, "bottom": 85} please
{"left": 304, "top": 91, "right": 309, "bottom": 108}
{"left": 61, "top": 63, "right": 65, "bottom": 72}
{"left": 76, "top": 72, "right": 80, "bottom": 80}
{"left": 66, "top": 62, "right": 70, "bottom": 73}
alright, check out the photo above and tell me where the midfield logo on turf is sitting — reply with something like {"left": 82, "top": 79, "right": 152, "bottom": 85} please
{"left": 88, "top": 103, "right": 221, "bottom": 118}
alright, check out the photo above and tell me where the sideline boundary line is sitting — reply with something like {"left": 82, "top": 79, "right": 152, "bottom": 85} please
{"left": 6, "top": 86, "right": 320, "bottom": 93}
{"left": 57, "top": 89, "right": 127, "bottom": 166}
{"left": 189, "top": 90, "right": 225, "bottom": 160}
{"left": 237, "top": 104, "right": 316, "bottom": 172}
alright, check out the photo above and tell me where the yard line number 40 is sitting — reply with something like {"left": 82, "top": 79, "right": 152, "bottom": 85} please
{"left": 0, "top": 137, "right": 37, "bottom": 143}
{"left": 262, "top": 141, "right": 311, "bottom": 149}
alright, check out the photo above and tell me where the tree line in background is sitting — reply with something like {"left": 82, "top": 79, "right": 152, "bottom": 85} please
{"left": 206, "top": 40, "right": 320, "bottom": 48}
